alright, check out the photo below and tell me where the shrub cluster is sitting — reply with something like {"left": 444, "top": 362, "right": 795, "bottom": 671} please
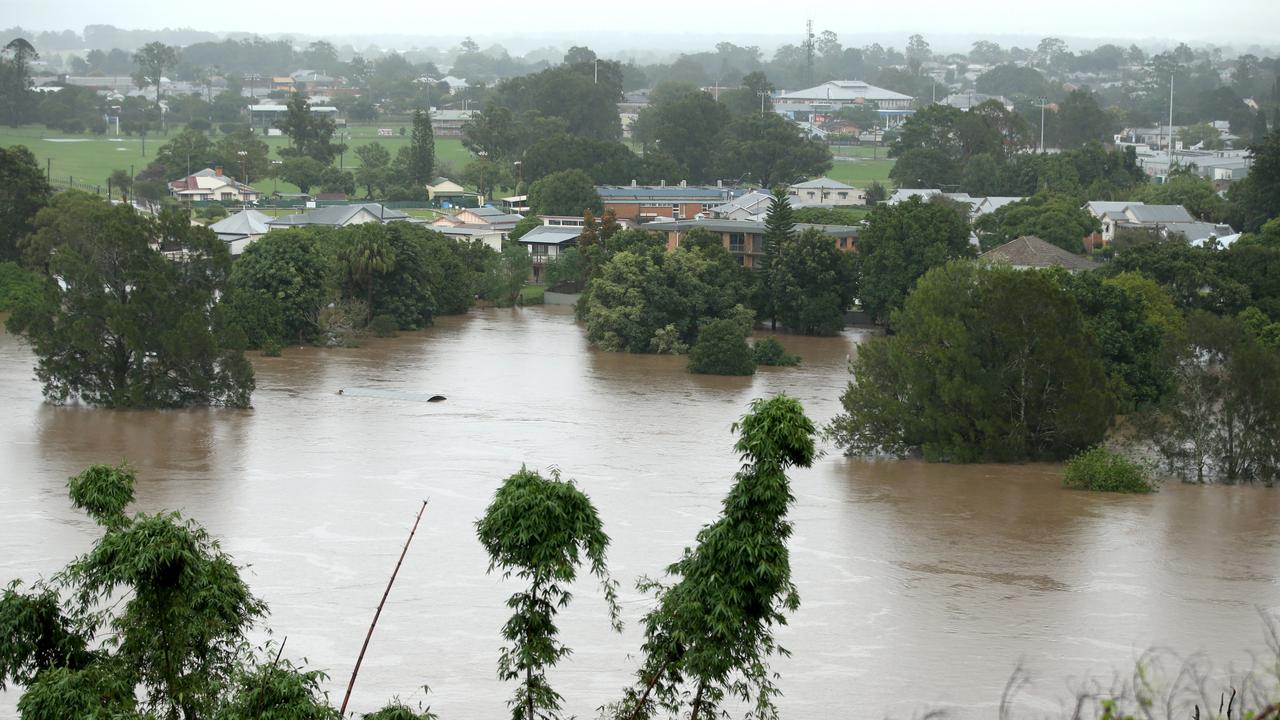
{"left": 1063, "top": 447, "right": 1157, "bottom": 493}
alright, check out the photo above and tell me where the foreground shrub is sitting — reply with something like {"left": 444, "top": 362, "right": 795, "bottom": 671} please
{"left": 1063, "top": 447, "right": 1156, "bottom": 493}
{"left": 753, "top": 336, "right": 800, "bottom": 366}
{"left": 688, "top": 318, "right": 755, "bottom": 375}
{"left": 370, "top": 314, "right": 399, "bottom": 338}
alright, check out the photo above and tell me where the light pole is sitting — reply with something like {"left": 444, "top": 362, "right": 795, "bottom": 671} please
{"left": 758, "top": 91, "right": 769, "bottom": 116}
{"left": 593, "top": 58, "right": 599, "bottom": 84}
{"left": 237, "top": 150, "right": 249, "bottom": 209}
{"left": 1038, "top": 96, "right": 1047, "bottom": 152}
{"left": 271, "top": 159, "right": 282, "bottom": 196}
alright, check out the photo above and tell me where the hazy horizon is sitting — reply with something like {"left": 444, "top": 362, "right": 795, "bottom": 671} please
{"left": 2, "top": 0, "right": 1278, "bottom": 53}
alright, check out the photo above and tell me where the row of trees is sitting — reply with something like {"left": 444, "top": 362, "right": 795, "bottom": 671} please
{"left": 1, "top": 393, "right": 818, "bottom": 720}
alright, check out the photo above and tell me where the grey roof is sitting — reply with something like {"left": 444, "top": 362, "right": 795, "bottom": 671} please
{"left": 1126, "top": 204, "right": 1195, "bottom": 224}
{"left": 709, "top": 190, "right": 773, "bottom": 215}
{"left": 463, "top": 207, "right": 524, "bottom": 224}
{"left": 517, "top": 226, "right": 582, "bottom": 245}
{"left": 643, "top": 218, "right": 859, "bottom": 237}
{"left": 596, "top": 185, "right": 742, "bottom": 201}
{"left": 887, "top": 188, "right": 942, "bottom": 204}
{"left": 438, "top": 224, "right": 504, "bottom": 237}
{"left": 1165, "top": 221, "right": 1235, "bottom": 242}
{"left": 791, "top": 177, "right": 856, "bottom": 190}
{"left": 266, "top": 203, "right": 408, "bottom": 227}
{"left": 778, "top": 80, "right": 914, "bottom": 102}
{"left": 1085, "top": 200, "right": 1140, "bottom": 216}
{"left": 210, "top": 209, "right": 272, "bottom": 238}
{"left": 976, "top": 196, "right": 1026, "bottom": 214}
{"left": 980, "top": 236, "right": 1100, "bottom": 272}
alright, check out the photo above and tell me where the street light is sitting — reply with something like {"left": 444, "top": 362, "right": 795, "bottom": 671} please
{"left": 271, "top": 159, "right": 282, "bottom": 196}
{"left": 1037, "top": 96, "right": 1047, "bottom": 153}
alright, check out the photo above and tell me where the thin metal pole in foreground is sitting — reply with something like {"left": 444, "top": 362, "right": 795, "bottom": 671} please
{"left": 338, "top": 499, "right": 430, "bottom": 716}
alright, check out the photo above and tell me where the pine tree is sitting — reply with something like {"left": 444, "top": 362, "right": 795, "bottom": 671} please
{"left": 758, "top": 187, "right": 795, "bottom": 330}
{"left": 407, "top": 108, "right": 435, "bottom": 186}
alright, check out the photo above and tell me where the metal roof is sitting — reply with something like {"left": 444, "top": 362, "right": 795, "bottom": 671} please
{"left": 778, "top": 80, "right": 914, "bottom": 103}
{"left": 596, "top": 185, "right": 742, "bottom": 201}
{"left": 643, "top": 218, "right": 859, "bottom": 237}
{"left": 1125, "top": 204, "right": 1195, "bottom": 223}
{"left": 518, "top": 226, "right": 582, "bottom": 245}
{"left": 980, "top": 236, "right": 1100, "bottom": 272}
{"left": 266, "top": 203, "right": 408, "bottom": 227}
{"left": 210, "top": 209, "right": 272, "bottom": 237}
{"left": 791, "top": 177, "right": 856, "bottom": 190}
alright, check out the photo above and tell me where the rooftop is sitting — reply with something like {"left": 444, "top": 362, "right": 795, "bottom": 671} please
{"left": 791, "top": 177, "right": 857, "bottom": 190}
{"left": 778, "top": 80, "right": 914, "bottom": 103}
{"left": 980, "top": 235, "right": 1100, "bottom": 272}
{"left": 597, "top": 185, "right": 743, "bottom": 201}
{"left": 517, "top": 226, "right": 582, "bottom": 245}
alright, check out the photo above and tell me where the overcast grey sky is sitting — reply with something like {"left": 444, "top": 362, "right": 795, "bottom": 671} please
{"left": 3, "top": 0, "right": 1277, "bottom": 49}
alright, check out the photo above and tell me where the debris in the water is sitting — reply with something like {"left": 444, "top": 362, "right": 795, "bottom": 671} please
{"left": 338, "top": 388, "right": 447, "bottom": 404}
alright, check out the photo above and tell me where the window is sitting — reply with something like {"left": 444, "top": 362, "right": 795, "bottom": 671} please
{"left": 838, "top": 191, "right": 848, "bottom": 199}
{"left": 729, "top": 233, "right": 745, "bottom": 253}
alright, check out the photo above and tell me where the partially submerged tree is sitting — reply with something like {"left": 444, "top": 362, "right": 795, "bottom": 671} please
{"left": 614, "top": 395, "right": 817, "bottom": 720}
{"left": 476, "top": 467, "right": 622, "bottom": 720}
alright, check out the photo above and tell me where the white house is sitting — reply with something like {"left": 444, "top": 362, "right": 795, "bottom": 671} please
{"left": 208, "top": 209, "right": 272, "bottom": 255}
{"left": 707, "top": 191, "right": 774, "bottom": 221}
{"left": 265, "top": 203, "right": 409, "bottom": 229}
{"left": 168, "top": 168, "right": 262, "bottom": 204}
{"left": 774, "top": 80, "right": 915, "bottom": 127}
{"left": 787, "top": 178, "right": 866, "bottom": 207}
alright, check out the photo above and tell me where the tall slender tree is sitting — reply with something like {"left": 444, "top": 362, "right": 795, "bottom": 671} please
{"left": 339, "top": 224, "right": 397, "bottom": 323}
{"left": 476, "top": 467, "right": 621, "bottom": 720}
{"left": 406, "top": 108, "right": 435, "bottom": 186}
{"left": 132, "top": 42, "right": 179, "bottom": 110}
{"left": 757, "top": 188, "right": 795, "bottom": 330}
{"left": 616, "top": 395, "right": 817, "bottom": 720}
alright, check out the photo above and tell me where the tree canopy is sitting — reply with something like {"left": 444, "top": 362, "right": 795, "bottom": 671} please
{"left": 856, "top": 196, "right": 973, "bottom": 324}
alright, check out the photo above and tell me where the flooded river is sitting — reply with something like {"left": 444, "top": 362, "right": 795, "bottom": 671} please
{"left": 2, "top": 306, "right": 1279, "bottom": 719}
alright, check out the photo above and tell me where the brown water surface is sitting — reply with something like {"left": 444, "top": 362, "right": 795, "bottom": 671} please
{"left": 2, "top": 306, "right": 1278, "bottom": 718}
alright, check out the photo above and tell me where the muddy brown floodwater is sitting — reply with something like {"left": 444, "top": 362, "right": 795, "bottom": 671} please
{"left": 3, "top": 306, "right": 1279, "bottom": 719}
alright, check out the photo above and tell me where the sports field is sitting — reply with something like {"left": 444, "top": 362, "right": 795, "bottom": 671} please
{"left": 826, "top": 144, "right": 895, "bottom": 186}
{"left": 0, "top": 123, "right": 474, "bottom": 196}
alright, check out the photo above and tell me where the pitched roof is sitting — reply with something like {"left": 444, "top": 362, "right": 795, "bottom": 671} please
{"left": 517, "top": 226, "right": 582, "bottom": 245}
{"left": 643, "top": 218, "right": 860, "bottom": 237}
{"left": 791, "top": 177, "right": 857, "bottom": 190}
{"left": 778, "top": 80, "right": 914, "bottom": 102}
{"left": 980, "top": 235, "right": 1100, "bottom": 272}
{"left": 1125, "top": 204, "right": 1195, "bottom": 223}
{"left": 209, "top": 209, "right": 272, "bottom": 238}
{"left": 1085, "top": 200, "right": 1140, "bottom": 216}
{"left": 709, "top": 190, "right": 773, "bottom": 215}
{"left": 266, "top": 203, "right": 407, "bottom": 227}
{"left": 596, "top": 185, "right": 741, "bottom": 201}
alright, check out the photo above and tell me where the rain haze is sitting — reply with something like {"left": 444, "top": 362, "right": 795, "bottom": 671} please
{"left": 3, "top": 0, "right": 1280, "bottom": 49}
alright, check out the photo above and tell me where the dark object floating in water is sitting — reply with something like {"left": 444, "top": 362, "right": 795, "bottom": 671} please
{"left": 339, "top": 388, "right": 446, "bottom": 403}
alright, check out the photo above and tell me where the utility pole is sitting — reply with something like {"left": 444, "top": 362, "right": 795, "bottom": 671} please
{"left": 758, "top": 91, "right": 768, "bottom": 116}
{"left": 1168, "top": 70, "right": 1175, "bottom": 168}
{"left": 1038, "top": 96, "right": 1046, "bottom": 152}
{"left": 594, "top": 58, "right": 599, "bottom": 84}
{"left": 805, "top": 19, "right": 814, "bottom": 85}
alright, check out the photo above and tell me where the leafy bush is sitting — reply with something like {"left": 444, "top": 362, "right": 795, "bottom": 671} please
{"left": 649, "top": 323, "right": 688, "bottom": 354}
{"left": 753, "top": 336, "right": 800, "bottom": 366}
{"left": 688, "top": 318, "right": 756, "bottom": 376}
{"left": 370, "top": 314, "right": 399, "bottom": 337}
{"left": 0, "top": 262, "right": 47, "bottom": 312}
{"left": 1063, "top": 447, "right": 1156, "bottom": 493}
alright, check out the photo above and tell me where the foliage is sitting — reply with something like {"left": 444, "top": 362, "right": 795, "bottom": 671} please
{"left": 228, "top": 229, "right": 328, "bottom": 345}
{"left": 370, "top": 313, "right": 399, "bottom": 338}
{"left": 527, "top": 169, "right": 602, "bottom": 216}
{"left": 509, "top": 215, "right": 542, "bottom": 241}
{"left": 276, "top": 92, "right": 343, "bottom": 165}
{"left": 649, "top": 324, "right": 688, "bottom": 355}
{"left": 0, "top": 260, "right": 46, "bottom": 312}
{"left": 791, "top": 207, "right": 866, "bottom": 225}
{"left": 616, "top": 395, "right": 816, "bottom": 720}
{"left": 216, "top": 658, "right": 340, "bottom": 720}
{"left": 476, "top": 467, "right": 621, "bottom": 720}
{"left": 278, "top": 156, "right": 327, "bottom": 195}
{"left": 856, "top": 196, "right": 973, "bottom": 324}
{"left": 405, "top": 108, "right": 435, "bottom": 187}
{"left": 0, "top": 144, "right": 52, "bottom": 262}
{"left": 974, "top": 192, "right": 1101, "bottom": 253}
{"left": 7, "top": 194, "right": 254, "bottom": 408}
{"left": 582, "top": 237, "right": 751, "bottom": 353}
{"left": 713, "top": 112, "right": 832, "bottom": 188}
{"left": 483, "top": 243, "right": 532, "bottom": 308}
{"left": 688, "top": 318, "right": 756, "bottom": 375}
{"left": 753, "top": 336, "right": 800, "bottom": 367}
{"left": 1134, "top": 171, "right": 1229, "bottom": 223}
{"left": 1108, "top": 238, "right": 1249, "bottom": 315}
{"left": 1144, "top": 311, "right": 1280, "bottom": 484}
{"left": 543, "top": 246, "right": 585, "bottom": 288}
{"left": 773, "top": 228, "right": 858, "bottom": 336}
{"left": 756, "top": 188, "right": 794, "bottom": 330}
{"left": 1228, "top": 128, "right": 1280, "bottom": 232}
{"left": 362, "top": 699, "right": 439, "bottom": 720}
{"left": 1062, "top": 447, "right": 1156, "bottom": 493}
{"left": 132, "top": 42, "right": 179, "bottom": 105}
{"left": 1053, "top": 90, "right": 1117, "bottom": 148}
{"left": 831, "top": 261, "right": 1116, "bottom": 462}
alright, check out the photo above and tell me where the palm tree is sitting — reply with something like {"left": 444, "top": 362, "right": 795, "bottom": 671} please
{"left": 340, "top": 225, "right": 396, "bottom": 324}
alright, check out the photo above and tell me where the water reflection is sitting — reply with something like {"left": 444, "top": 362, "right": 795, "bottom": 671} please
{"left": 1, "top": 309, "right": 1278, "bottom": 720}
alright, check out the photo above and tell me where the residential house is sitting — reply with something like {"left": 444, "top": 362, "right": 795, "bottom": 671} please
{"left": 435, "top": 224, "right": 503, "bottom": 252}
{"left": 431, "top": 206, "right": 524, "bottom": 240}
{"left": 517, "top": 225, "right": 581, "bottom": 282}
{"left": 643, "top": 218, "right": 859, "bottom": 268}
{"left": 265, "top": 203, "right": 409, "bottom": 229}
{"left": 1083, "top": 201, "right": 1233, "bottom": 245}
{"left": 973, "top": 196, "right": 1026, "bottom": 216}
{"left": 249, "top": 103, "right": 338, "bottom": 132}
{"left": 208, "top": 209, "right": 272, "bottom": 255}
{"left": 499, "top": 195, "right": 530, "bottom": 214}
{"left": 707, "top": 191, "right": 774, "bottom": 221}
{"left": 431, "top": 109, "right": 473, "bottom": 138}
{"left": 168, "top": 167, "right": 262, "bottom": 204}
{"left": 425, "top": 177, "right": 481, "bottom": 207}
{"left": 787, "top": 177, "right": 866, "bottom": 207}
{"left": 597, "top": 183, "right": 747, "bottom": 223}
{"left": 979, "top": 235, "right": 1100, "bottom": 272}
{"left": 941, "top": 93, "right": 1013, "bottom": 111}
{"left": 774, "top": 80, "right": 916, "bottom": 127}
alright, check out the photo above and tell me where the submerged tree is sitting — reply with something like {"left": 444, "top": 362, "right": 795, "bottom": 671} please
{"left": 476, "top": 467, "right": 622, "bottom": 720}
{"left": 614, "top": 395, "right": 817, "bottom": 720}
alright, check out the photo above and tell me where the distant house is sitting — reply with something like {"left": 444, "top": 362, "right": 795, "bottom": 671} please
{"left": 449, "top": 206, "right": 524, "bottom": 232}
{"left": 774, "top": 80, "right": 916, "bottom": 127}
{"left": 249, "top": 103, "right": 338, "bottom": 132}
{"left": 208, "top": 209, "right": 272, "bottom": 255}
{"left": 430, "top": 109, "right": 473, "bottom": 138}
{"left": 432, "top": 206, "right": 524, "bottom": 243}
{"left": 707, "top": 191, "right": 774, "bottom": 221}
{"left": 787, "top": 177, "right": 866, "bottom": 207}
{"left": 974, "top": 196, "right": 1026, "bottom": 216}
{"left": 517, "top": 225, "right": 581, "bottom": 282}
{"left": 643, "top": 218, "right": 859, "bottom": 268}
{"left": 980, "top": 235, "right": 1100, "bottom": 273}
{"left": 435, "top": 224, "right": 503, "bottom": 252}
{"left": 266, "top": 203, "right": 409, "bottom": 229}
{"left": 168, "top": 167, "right": 262, "bottom": 204}
{"left": 597, "top": 183, "right": 747, "bottom": 223}
{"left": 941, "top": 93, "right": 1012, "bottom": 112}
{"left": 426, "top": 177, "right": 481, "bottom": 206}
{"left": 887, "top": 188, "right": 942, "bottom": 204}
{"left": 1083, "top": 201, "right": 1232, "bottom": 245}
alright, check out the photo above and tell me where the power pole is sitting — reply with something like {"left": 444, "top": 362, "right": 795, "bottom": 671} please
{"left": 805, "top": 20, "right": 814, "bottom": 85}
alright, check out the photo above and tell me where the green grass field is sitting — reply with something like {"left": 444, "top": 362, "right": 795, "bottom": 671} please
{"left": 0, "top": 123, "right": 474, "bottom": 197}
